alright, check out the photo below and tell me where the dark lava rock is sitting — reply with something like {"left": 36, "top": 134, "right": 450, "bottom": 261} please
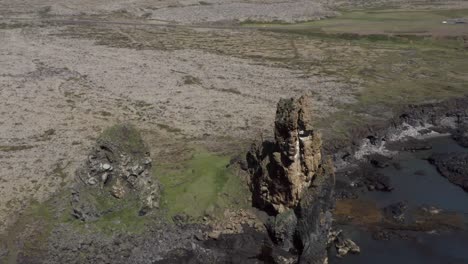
{"left": 429, "top": 153, "right": 468, "bottom": 192}
{"left": 334, "top": 177, "right": 359, "bottom": 200}
{"left": 342, "top": 165, "right": 393, "bottom": 193}
{"left": 364, "top": 172, "right": 393, "bottom": 192}
{"left": 295, "top": 182, "right": 334, "bottom": 264}
{"left": 203, "top": 226, "right": 294, "bottom": 264}
{"left": 266, "top": 210, "right": 297, "bottom": 251}
{"left": 453, "top": 125, "right": 468, "bottom": 148}
{"left": 368, "top": 153, "right": 392, "bottom": 168}
{"left": 383, "top": 201, "right": 408, "bottom": 222}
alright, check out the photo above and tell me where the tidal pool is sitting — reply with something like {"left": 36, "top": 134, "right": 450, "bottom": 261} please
{"left": 333, "top": 136, "right": 468, "bottom": 264}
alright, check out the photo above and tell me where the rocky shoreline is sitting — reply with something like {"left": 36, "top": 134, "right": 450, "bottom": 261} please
{"left": 329, "top": 96, "right": 468, "bottom": 262}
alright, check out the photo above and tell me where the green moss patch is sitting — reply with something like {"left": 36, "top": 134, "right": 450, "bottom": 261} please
{"left": 99, "top": 123, "right": 148, "bottom": 156}
{"left": 156, "top": 149, "right": 250, "bottom": 220}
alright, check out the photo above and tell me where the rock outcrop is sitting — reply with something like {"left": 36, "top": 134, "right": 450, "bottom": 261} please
{"left": 71, "top": 124, "right": 161, "bottom": 221}
{"left": 247, "top": 95, "right": 335, "bottom": 263}
{"left": 429, "top": 152, "right": 468, "bottom": 192}
{"left": 247, "top": 96, "right": 329, "bottom": 214}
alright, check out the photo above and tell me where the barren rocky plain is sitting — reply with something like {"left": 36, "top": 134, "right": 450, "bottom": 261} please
{"left": 1, "top": 0, "right": 468, "bottom": 263}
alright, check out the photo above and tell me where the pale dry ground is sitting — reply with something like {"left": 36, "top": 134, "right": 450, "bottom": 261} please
{"left": 0, "top": 21, "right": 356, "bottom": 231}
{"left": 0, "top": 0, "right": 336, "bottom": 22}
{"left": 2, "top": 0, "right": 467, "bottom": 25}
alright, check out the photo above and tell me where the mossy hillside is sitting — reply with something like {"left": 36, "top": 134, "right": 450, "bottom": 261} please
{"left": 156, "top": 148, "right": 250, "bottom": 220}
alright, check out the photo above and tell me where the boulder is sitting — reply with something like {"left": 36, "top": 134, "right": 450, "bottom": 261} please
{"left": 328, "top": 230, "right": 360, "bottom": 258}
{"left": 363, "top": 172, "right": 393, "bottom": 192}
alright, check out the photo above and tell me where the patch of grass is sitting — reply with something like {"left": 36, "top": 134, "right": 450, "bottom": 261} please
{"left": 99, "top": 124, "right": 147, "bottom": 156}
{"left": 156, "top": 148, "right": 250, "bottom": 220}
{"left": 68, "top": 188, "right": 148, "bottom": 234}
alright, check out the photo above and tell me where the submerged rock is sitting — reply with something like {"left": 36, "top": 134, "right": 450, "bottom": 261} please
{"left": 368, "top": 153, "right": 392, "bottom": 168}
{"left": 383, "top": 201, "right": 408, "bottom": 223}
{"left": 71, "top": 124, "right": 161, "bottom": 221}
{"left": 429, "top": 153, "right": 468, "bottom": 192}
{"left": 247, "top": 95, "right": 335, "bottom": 263}
{"left": 363, "top": 172, "right": 393, "bottom": 192}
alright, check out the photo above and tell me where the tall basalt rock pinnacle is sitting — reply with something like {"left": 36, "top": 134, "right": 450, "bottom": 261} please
{"left": 247, "top": 95, "right": 334, "bottom": 263}
{"left": 247, "top": 95, "right": 330, "bottom": 214}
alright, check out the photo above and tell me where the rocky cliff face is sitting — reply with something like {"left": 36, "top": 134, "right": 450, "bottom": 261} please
{"left": 247, "top": 96, "right": 331, "bottom": 214}
{"left": 247, "top": 95, "right": 335, "bottom": 263}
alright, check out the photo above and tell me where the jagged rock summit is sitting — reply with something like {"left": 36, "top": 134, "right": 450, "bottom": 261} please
{"left": 246, "top": 95, "right": 335, "bottom": 264}
{"left": 247, "top": 95, "right": 329, "bottom": 214}
{"left": 71, "top": 124, "right": 161, "bottom": 221}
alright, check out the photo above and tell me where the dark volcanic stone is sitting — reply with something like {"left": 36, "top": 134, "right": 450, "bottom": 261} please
{"left": 383, "top": 201, "right": 408, "bottom": 222}
{"left": 344, "top": 165, "right": 393, "bottom": 193}
{"left": 295, "top": 179, "right": 334, "bottom": 264}
{"left": 429, "top": 153, "right": 468, "bottom": 192}
{"left": 364, "top": 172, "right": 393, "bottom": 192}
{"left": 203, "top": 226, "right": 295, "bottom": 264}
{"left": 266, "top": 210, "right": 297, "bottom": 251}
{"left": 368, "top": 154, "right": 392, "bottom": 168}
{"left": 453, "top": 125, "right": 468, "bottom": 148}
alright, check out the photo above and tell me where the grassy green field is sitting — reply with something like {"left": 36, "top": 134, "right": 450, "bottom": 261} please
{"left": 243, "top": 9, "right": 468, "bottom": 35}
{"left": 156, "top": 148, "right": 250, "bottom": 220}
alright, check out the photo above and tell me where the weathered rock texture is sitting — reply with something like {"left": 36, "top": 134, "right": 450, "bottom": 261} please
{"left": 429, "top": 153, "right": 468, "bottom": 192}
{"left": 247, "top": 96, "right": 328, "bottom": 214}
{"left": 72, "top": 124, "right": 161, "bottom": 221}
{"left": 247, "top": 95, "right": 335, "bottom": 263}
